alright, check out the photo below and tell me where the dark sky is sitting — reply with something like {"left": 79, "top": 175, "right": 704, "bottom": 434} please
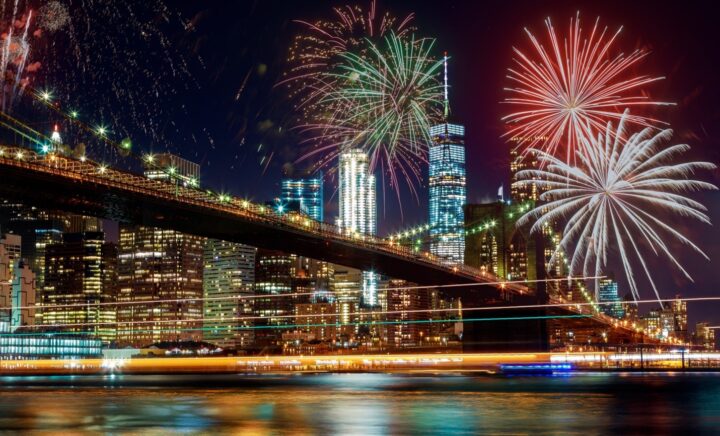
{"left": 23, "top": 1, "right": 720, "bottom": 330}
{"left": 151, "top": 0, "right": 720, "bottom": 329}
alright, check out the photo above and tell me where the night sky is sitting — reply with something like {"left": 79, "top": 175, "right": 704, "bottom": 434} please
{"left": 19, "top": 1, "right": 720, "bottom": 330}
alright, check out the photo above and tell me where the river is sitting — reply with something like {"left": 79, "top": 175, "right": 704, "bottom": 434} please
{"left": 0, "top": 372, "right": 718, "bottom": 434}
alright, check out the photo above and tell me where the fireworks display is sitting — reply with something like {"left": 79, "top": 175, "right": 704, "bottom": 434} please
{"left": 36, "top": 1, "right": 69, "bottom": 32}
{"left": 503, "top": 13, "right": 671, "bottom": 162}
{"left": 285, "top": 0, "right": 415, "bottom": 115}
{"left": 0, "top": 0, "right": 204, "bottom": 163}
{"left": 299, "top": 32, "right": 444, "bottom": 201}
{"left": 0, "top": 0, "right": 35, "bottom": 111}
{"left": 516, "top": 111, "right": 717, "bottom": 301}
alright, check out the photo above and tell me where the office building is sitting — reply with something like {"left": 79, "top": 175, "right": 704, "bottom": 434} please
{"left": 202, "top": 239, "right": 256, "bottom": 349}
{"left": 695, "top": 322, "right": 716, "bottom": 350}
{"left": 144, "top": 153, "right": 200, "bottom": 186}
{"left": 429, "top": 54, "right": 466, "bottom": 265}
{"left": 11, "top": 260, "right": 35, "bottom": 329}
{"left": 294, "top": 302, "right": 338, "bottom": 341}
{"left": 0, "top": 234, "right": 21, "bottom": 313}
{"left": 598, "top": 279, "right": 624, "bottom": 319}
{"left": 337, "top": 149, "right": 378, "bottom": 307}
{"left": 254, "top": 249, "right": 295, "bottom": 347}
{"left": 281, "top": 172, "right": 324, "bottom": 222}
{"left": 385, "top": 280, "right": 431, "bottom": 349}
{"left": 117, "top": 226, "right": 204, "bottom": 347}
{"left": 0, "top": 330, "right": 102, "bottom": 360}
{"left": 42, "top": 232, "right": 117, "bottom": 343}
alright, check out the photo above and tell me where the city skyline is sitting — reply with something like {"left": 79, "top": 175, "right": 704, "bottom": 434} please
{"left": 0, "top": 2, "right": 719, "bottom": 433}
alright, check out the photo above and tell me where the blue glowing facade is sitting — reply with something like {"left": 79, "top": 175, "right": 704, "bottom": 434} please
{"left": 598, "top": 279, "right": 625, "bottom": 319}
{"left": 428, "top": 123, "right": 466, "bottom": 265}
{"left": 281, "top": 172, "right": 324, "bottom": 222}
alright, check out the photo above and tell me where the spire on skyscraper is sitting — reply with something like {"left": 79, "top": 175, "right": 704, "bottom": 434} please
{"left": 443, "top": 51, "right": 449, "bottom": 121}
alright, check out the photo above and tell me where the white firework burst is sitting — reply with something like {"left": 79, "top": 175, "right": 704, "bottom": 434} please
{"left": 516, "top": 110, "right": 717, "bottom": 301}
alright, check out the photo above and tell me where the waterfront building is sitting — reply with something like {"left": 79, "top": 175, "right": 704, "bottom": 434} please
{"left": 281, "top": 172, "right": 324, "bottom": 222}
{"left": 294, "top": 302, "right": 337, "bottom": 342}
{"left": 695, "top": 322, "right": 716, "bottom": 350}
{"left": 429, "top": 54, "right": 466, "bottom": 265}
{"left": 0, "top": 330, "right": 102, "bottom": 360}
{"left": 114, "top": 155, "right": 205, "bottom": 347}
{"left": 385, "top": 279, "right": 431, "bottom": 349}
{"left": 337, "top": 149, "right": 378, "bottom": 307}
{"left": 333, "top": 265, "right": 361, "bottom": 337}
{"left": 42, "top": 232, "right": 117, "bottom": 344}
{"left": 117, "top": 226, "right": 204, "bottom": 347}
{"left": 11, "top": 260, "right": 35, "bottom": 329}
{"left": 202, "top": 239, "right": 256, "bottom": 349}
{"left": 254, "top": 249, "right": 294, "bottom": 348}
{"left": 598, "top": 279, "right": 624, "bottom": 319}
{"left": 670, "top": 295, "right": 688, "bottom": 341}
{"left": 0, "top": 234, "right": 21, "bottom": 312}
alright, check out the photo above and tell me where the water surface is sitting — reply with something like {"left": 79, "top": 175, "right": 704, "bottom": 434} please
{"left": 0, "top": 372, "right": 718, "bottom": 434}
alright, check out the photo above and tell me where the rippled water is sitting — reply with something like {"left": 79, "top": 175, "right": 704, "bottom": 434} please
{"left": 0, "top": 372, "right": 719, "bottom": 434}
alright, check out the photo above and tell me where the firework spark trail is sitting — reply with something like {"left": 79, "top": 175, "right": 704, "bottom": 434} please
{"left": 9, "top": 8, "right": 30, "bottom": 104}
{"left": 503, "top": 12, "right": 672, "bottom": 163}
{"left": 0, "top": 0, "right": 33, "bottom": 111}
{"left": 516, "top": 110, "right": 717, "bottom": 301}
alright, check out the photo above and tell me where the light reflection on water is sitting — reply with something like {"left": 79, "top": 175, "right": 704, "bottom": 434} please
{"left": 0, "top": 373, "right": 718, "bottom": 434}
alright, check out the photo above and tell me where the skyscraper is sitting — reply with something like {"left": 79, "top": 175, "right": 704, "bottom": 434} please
{"left": 254, "top": 249, "right": 294, "bottom": 348}
{"left": 337, "top": 150, "right": 376, "bottom": 236}
{"left": 429, "top": 54, "right": 466, "bottom": 265}
{"left": 42, "top": 232, "right": 117, "bottom": 343}
{"left": 115, "top": 154, "right": 205, "bottom": 347}
{"left": 281, "top": 172, "right": 324, "bottom": 222}
{"left": 598, "top": 278, "right": 625, "bottom": 319}
{"left": 202, "top": 239, "right": 256, "bottom": 349}
{"left": 337, "top": 149, "right": 378, "bottom": 307}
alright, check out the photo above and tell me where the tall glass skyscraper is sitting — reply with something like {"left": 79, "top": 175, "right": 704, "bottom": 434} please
{"left": 428, "top": 55, "right": 466, "bottom": 265}
{"left": 337, "top": 150, "right": 378, "bottom": 306}
{"left": 281, "top": 172, "right": 324, "bottom": 222}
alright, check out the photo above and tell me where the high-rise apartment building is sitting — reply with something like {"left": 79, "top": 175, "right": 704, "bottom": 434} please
{"left": 337, "top": 149, "right": 378, "bottom": 307}
{"left": 202, "top": 239, "right": 256, "bottom": 349}
{"left": 42, "top": 232, "right": 117, "bottom": 343}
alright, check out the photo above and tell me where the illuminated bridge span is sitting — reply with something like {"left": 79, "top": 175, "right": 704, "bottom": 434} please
{"left": 0, "top": 145, "right": 651, "bottom": 348}
{"left": 0, "top": 145, "right": 521, "bottom": 290}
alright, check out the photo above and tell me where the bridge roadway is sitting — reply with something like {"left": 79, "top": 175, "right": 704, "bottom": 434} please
{"left": 0, "top": 145, "right": 647, "bottom": 346}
